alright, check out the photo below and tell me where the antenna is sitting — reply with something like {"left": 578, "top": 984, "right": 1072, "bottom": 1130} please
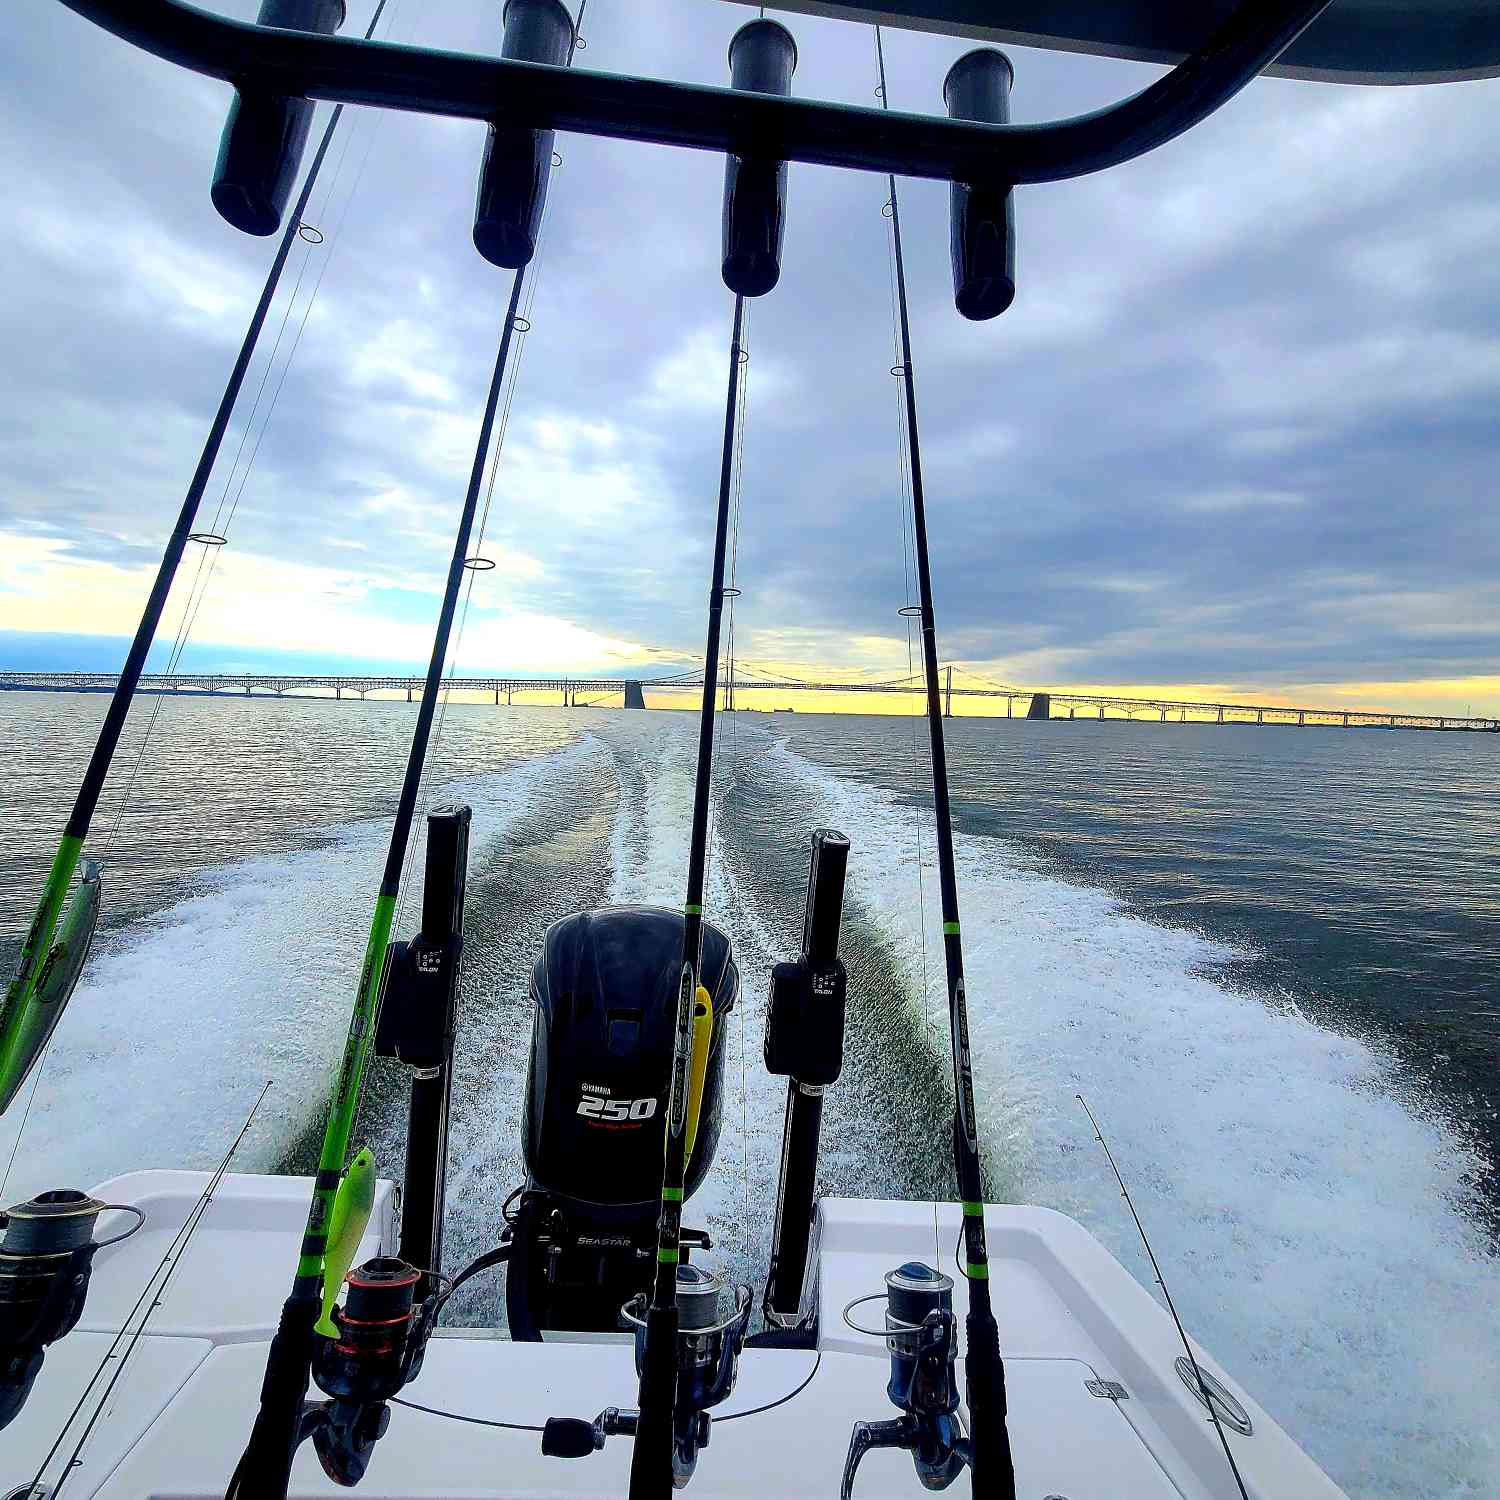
{"left": 1076, "top": 1095, "right": 1251, "bottom": 1500}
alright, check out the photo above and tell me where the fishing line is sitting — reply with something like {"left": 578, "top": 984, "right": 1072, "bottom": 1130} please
{"left": 390, "top": 1, "right": 585, "bottom": 941}
{"left": 390, "top": 1351, "right": 822, "bottom": 1433}
{"left": 715, "top": 1349, "right": 821, "bottom": 1420}
{"left": 388, "top": 1396, "right": 544, "bottom": 1433}
{"left": 0, "top": 2, "right": 404, "bottom": 1147}
{"left": 227, "top": 265, "right": 532, "bottom": 1500}
{"left": 704, "top": 301, "right": 754, "bottom": 1257}
{"left": 872, "top": 25, "right": 1016, "bottom": 1495}
{"left": 874, "top": 27, "right": 939, "bottom": 1268}
{"left": 35, "top": 1080, "right": 271, "bottom": 1498}
{"left": 94, "top": 0, "right": 400, "bottom": 869}
{"left": 0, "top": 1043, "right": 48, "bottom": 1201}
{"left": 1077, "top": 1095, "right": 1252, "bottom": 1500}
{"left": 632, "top": 291, "right": 748, "bottom": 1500}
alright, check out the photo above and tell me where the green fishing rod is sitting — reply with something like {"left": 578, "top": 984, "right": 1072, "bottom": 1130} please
{"left": 629, "top": 292, "right": 746, "bottom": 1500}
{"left": 877, "top": 28, "right": 1015, "bottom": 1497}
{"left": 225, "top": 264, "right": 527, "bottom": 1500}
{"left": 0, "top": 0, "right": 391, "bottom": 1118}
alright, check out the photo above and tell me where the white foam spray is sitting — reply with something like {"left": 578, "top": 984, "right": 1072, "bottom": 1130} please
{"left": 770, "top": 736, "right": 1500, "bottom": 1500}
{"left": 0, "top": 738, "right": 599, "bottom": 1203}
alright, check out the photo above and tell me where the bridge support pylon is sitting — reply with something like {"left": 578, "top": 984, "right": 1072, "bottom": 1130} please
{"left": 1027, "top": 691, "right": 1051, "bottom": 721}
{"left": 624, "top": 681, "right": 647, "bottom": 709}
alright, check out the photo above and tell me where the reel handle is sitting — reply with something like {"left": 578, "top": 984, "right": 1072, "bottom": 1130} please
{"left": 842, "top": 1417, "right": 916, "bottom": 1499}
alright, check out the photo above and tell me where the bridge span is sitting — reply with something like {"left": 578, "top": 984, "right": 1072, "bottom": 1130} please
{"left": 0, "top": 669, "right": 1494, "bottom": 732}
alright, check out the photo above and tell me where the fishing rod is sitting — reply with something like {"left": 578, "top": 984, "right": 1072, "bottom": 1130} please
{"left": 875, "top": 28, "right": 1016, "bottom": 1497}
{"left": 225, "top": 265, "right": 528, "bottom": 1500}
{"left": 1076, "top": 1095, "right": 1251, "bottom": 1500}
{"left": 0, "top": 0, "right": 392, "bottom": 1119}
{"left": 629, "top": 292, "right": 747, "bottom": 1500}
{"left": 36, "top": 1081, "right": 272, "bottom": 1498}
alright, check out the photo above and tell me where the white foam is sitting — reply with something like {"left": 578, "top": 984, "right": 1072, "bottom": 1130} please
{"left": 0, "top": 738, "right": 599, "bottom": 1203}
{"left": 770, "top": 737, "right": 1500, "bottom": 1500}
{"left": 598, "top": 722, "right": 790, "bottom": 1280}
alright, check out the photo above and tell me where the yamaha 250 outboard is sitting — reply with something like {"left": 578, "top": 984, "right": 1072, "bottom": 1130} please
{"left": 507, "top": 906, "right": 738, "bottom": 1337}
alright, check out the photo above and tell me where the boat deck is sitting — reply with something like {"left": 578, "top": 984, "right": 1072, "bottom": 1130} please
{"left": 11, "top": 1175, "right": 1347, "bottom": 1498}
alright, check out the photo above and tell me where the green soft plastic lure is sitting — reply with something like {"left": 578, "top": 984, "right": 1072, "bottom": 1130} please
{"left": 316, "top": 1146, "right": 377, "bottom": 1337}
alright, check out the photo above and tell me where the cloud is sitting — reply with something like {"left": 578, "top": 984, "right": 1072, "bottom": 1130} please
{"left": 2, "top": 0, "right": 1498, "bottom": 708}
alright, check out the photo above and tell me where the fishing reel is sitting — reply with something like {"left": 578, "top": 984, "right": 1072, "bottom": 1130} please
{"left": 542, "top": 1263, "right": 752, "bottom": 1487}
{"left": 841, "top": 1263, "right": 972, "bottom": 1498}
{"left": 0, "top": 1190, "right": 142, "bottom": 1431}
{"left": 303, "top": 1257, "right": 440, "bottom": 1486}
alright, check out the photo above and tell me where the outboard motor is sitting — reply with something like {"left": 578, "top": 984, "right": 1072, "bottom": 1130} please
{"left": 508, "top": 906, "right": 738, "bottom": 1336}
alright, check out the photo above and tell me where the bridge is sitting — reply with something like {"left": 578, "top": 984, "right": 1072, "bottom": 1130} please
{"left": 2, "top": 668, "right": 1495, "bottom": 732}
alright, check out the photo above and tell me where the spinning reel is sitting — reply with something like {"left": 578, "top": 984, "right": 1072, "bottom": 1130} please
{"left": 542, "top": 1262, "right": 753, "bottom": 1487}
{"left": 0, "top": 1190, "right": 142, "bottom": 1432}
{"left": 302, "top": 1257, "right": 444, "bottom": 1486}
{"left": 842, "top": 1263, "right": 972, "bottom": 1498}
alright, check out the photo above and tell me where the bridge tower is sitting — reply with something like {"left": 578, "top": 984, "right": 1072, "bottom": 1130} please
{"left": 624, "top": 681, "right": 647, "bottom": 709}
{"left": 944, "top": 665, "right": 953, "bottom": 719}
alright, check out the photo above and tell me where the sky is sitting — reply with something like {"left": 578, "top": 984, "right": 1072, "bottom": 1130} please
{"left": 2, "top": 1, "right": 1499, "bottom": 716}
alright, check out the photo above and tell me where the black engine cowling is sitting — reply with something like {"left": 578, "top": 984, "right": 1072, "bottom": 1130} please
{"left": 509, "top": 906, "right": 739, "bottom": 1334}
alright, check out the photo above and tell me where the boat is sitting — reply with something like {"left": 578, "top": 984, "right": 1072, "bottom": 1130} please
{"left": 3, "top": 1, "right": 1496, "bottom": 1496}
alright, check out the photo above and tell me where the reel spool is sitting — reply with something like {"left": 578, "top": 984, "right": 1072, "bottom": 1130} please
{"left": 0, "top": 1190, "right": 143, "bottom": 1432}
{"left": 840, "top": 1262, "right": 971, "bottom": 1498}
{"left": 308, "top": 1256, "right": 441, "bottom": 1486}
{"left": 542, "top": 1260, "right": 752, "bottom": 1486}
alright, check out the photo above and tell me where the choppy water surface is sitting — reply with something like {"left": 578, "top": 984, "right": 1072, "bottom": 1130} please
{"left": 2, "top": 692, "right": 1497, "bottom": 1498}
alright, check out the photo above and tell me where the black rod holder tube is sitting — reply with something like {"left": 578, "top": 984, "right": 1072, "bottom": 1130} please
{"left": 211, "top": 0, "right": 346, "bottom": 235}
{"left": 60, "top": 0, "right": 1333, "bottom": 189}
{"left": 473, "top": 0, "right": 575, "bottom": 268}
{"left": 944, "top": 49, "right": 1016, "bottom": 321}
{"left": 395, "top": 806, "right": 471, "bottom": 1289}
{"left": 763, "top": 829, "right": 849, "bottom": 1327}
{"left": 763, "top": 1083, "right": 824, "bottom": 1326}
{"left": 722, "top": 19, "right": 797, "bottom": 297}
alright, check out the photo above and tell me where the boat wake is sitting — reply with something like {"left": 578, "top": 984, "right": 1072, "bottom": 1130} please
{"left": 769, "top": 733, "right": 1499, "bottom": 1500}
{"left": 8, "top": 717, "right": 1495, "bottom": 1498}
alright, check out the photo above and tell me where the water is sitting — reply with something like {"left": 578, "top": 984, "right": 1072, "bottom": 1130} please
{"left": 2, "top": 692, "right": 1497, "bottom": 1497}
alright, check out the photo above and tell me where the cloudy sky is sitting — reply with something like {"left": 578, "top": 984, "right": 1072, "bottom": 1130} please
{"left": 3, "top": 0, "right": 1498, "bottom": 714}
